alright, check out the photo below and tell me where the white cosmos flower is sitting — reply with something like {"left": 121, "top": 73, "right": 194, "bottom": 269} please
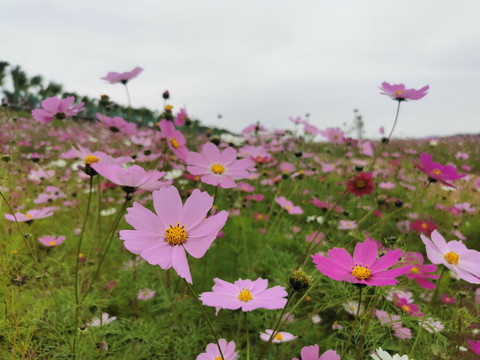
{"left": 371, "top": 348, "right": 412, "bottom": 360}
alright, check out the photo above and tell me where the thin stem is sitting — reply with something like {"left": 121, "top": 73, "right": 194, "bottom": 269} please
{"left": 124, "top": 84, "right": 132, "bottom": 123}
{"left": 184, "top": 280, "right": 224, "bottom": 360}
{"left": 366, "top": 100, "right": 402, "bottom": 172}
{"left": 341, "top": 286, "right": 363, "bottom": 359}
{"left": 409, "top": 267, "right": 446, "bottom": 358}
{"left": 244, "top": 312, "right": 250, "bottom": 360}
{"left": 72, "top": 175, "right": 94, "bottom": 359}
{"left": 258, "top": 291, "right": 295, "bottom": 360}
{"left": 355, "top": 291, "right": 379, "bottom": 360}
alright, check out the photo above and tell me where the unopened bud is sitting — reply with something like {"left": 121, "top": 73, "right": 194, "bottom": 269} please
{"left": 289, "top": 268, "right": 313, "bottom": 292}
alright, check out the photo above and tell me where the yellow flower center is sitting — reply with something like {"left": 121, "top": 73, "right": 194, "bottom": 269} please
{"left": 26, "top": 214, "right": 32, "bottom": 218}
{"left": 48, "top": 241, "right": 56, "bottom": 246}
{"left": 238, "top": 289, "right": 253, "bottom": 302}
{"left": 165, "top": 104, "right": 173, "bottom": 111}
{"left": 170, "top": 138, "right": 179, "bottom": 149}
{"left": 165, "top": 223, "right": 187, "bottom": 246}
{"left": 211, "top": 164, "right": 225, "bottom": 174}
{"left": 85, "top": 155, "right": 100, "bottom": 165}
{"left": 444, "top": 251, "right": 459, "bottom": 265}
{"left": 351, "top": 265, "right": 371, "bottom": 280}
{"left": 257, "top": 214, "right": 263, "bottom": 220}
{"left": 215, "top": 357, "right": 222, "bottom": 360}
{"left": 356, "top": 180, "right": 366, "bottom": 188}
{"left": 285, "top": 205, "right": 291, "bottom": 211}
{"left": 274, "top": 333, "right": 283, "bottom": 341}
{"left": 421, "top": 223, "right": 428, "bottom": 229}
{"left": 395, "top": 90, "right": 406, "bottom": 97}
{"left": 430, "top": 169, "right": 442, "bottom": 175}
{"left": 402, "top": 305, "right": 410, "bottom": 312}
{"left": 410, "top": 267, "right": 419, "bottom": 273}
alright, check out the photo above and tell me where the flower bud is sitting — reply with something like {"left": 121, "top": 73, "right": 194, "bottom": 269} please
{"left": 289, "top": 268, "right": 313, "bottom": 292}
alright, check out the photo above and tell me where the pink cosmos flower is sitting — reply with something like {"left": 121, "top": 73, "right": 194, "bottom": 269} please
{"left": 196, "top": 338, "right": 238, "bottom": 360}
{"left": 199, "top": 278, "right": 287, "bottom": 313}
{"left": 380, "top": 82, "right": 429, "bottom": 101}
{"left": 400, "top": 252, "right": 440, "bottom": 290}
{"left": 175, "top": 108, "right": 188, "bottom": 127}
{"left": 440, "top": 293, "right": 455, "bottom": 304}
{"left": 312, "top": 238, "right": 411, "bottom": 286}
{"left": 337, "top": 220, "right": 357, "bottom": 230}
{"left": 102, "top": 66, "right": 143, "bottom": 84}
{"left": 5, "top": 207, "right": 56, "bottom": 222}
{"left": 412, "top": 153, "right": 465, "bottom": 188}
{"left": 421, "top": 230, "right": 480, "bottom": 284}
{"left": 61, "top": 144, "right": 132, "bottom": 165}
{"left": 319, "top": 128, "right": 345, "bottom": 144}
{"left": 119, "top": 186, "right": 228, "bottom": 284}
{"left": 137, "top": 288, "right": 156, "bottom": 301}
{"left": 394, "top": 295, "right": 423, "bottom": 317}
{"left": 259, "top": 330, "right": 296, "bottom": 343}
{"left": 158, "top": 119, "right": 189, "bottom": 162}
{"left": 38, "top": 235, "right": 66, "bottom": 247}
{"left": 379, "top": 181, "right": 396, "bottom": 190}
{"left": 97, "top": 113, "right": 137, "bottom": 135}
{"left": 467, "top": 340, "right": 480, "bottom": 355}
{"left": 293, "top": 345, "right": 340, "bottom": 360}
{"left": 32, "top": 96, "right": 85, "bottom": 125}
{"left": 410, "top": 219, "right": 437, "bottom": 236}
{"left": 91, "top": 163, "right": 170, "bottom": 192}
{"left": 186, "top": 142, "right": 254, "bottom": 188}
{"left": 275, "top": 196, "right": 303, "bottom": 215}
{"left": 304, "top": 122, "right": 320, "bottom": 136}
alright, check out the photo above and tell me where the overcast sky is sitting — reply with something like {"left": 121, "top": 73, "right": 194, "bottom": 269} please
{"left": 1, "top": 0, "right": 479, "bottom": 138}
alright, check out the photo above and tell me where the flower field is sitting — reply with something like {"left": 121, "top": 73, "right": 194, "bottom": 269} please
{"left": 1, "top": 69, "right": 480, "bottom": 359}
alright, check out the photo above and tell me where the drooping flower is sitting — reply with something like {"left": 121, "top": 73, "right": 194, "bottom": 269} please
{"left": 97, "top": 113, "right": 137, "bottom": 135}
{"left": 380, "top": 81, "right": 429, "bottom": 101}
{"left": 158, "top": 119, "right": 188, "bottom": 162}
{"left": 371, "top": 347, "right": 411, "bottom": 360}
{"left": 91, "top": 163, "right": 170, "bottom": 192}
{"left": 412, "top": 153, "right": 465, "bottom": 188}
{"left": 186, "top": 142, "right": 254, "bottom": 188}
{"left": 259, "top": 329, "right": 296, "bottom": 343}
{"left": 421, "top": 230, "right": 480, "bottom": 284}
{"left": 102, "top": 66, "right": 143, "bottom": 84}
{"left": 419, "top": 316, "right": 444, "bottom": 333}
{"left": 86, "top": 313, "right": 116, "bottom": 327}
{"left": 292, "top": 344, "right": 340, "bottom": 360}
{"left": 338, "top": 220, "right": 357, "bottom": 230}
{"left": 196, "top": 338, "right": 238, "bottom": 360}
{"left": 346, "top": 172, "right": 374, "bottom": 197}
{"left": 32, "top": 96, "right": 85, "bottom": 125}
{"left": 400, "top": 252, "right": 440, "bottom": 290}
{"left": 38, "top": 235, "right": 66, "bottom": 247}
{"left": 175, "top": 108, "right": 189, "bottom": 127}
{"left": 199, "top": 277, "right": 287, "bottom": 313}
{"left": 312, "top": 238, "right": 411, "bottom": 286}
{"left": 119, "top": 186, "right": 228, "bottom": 284}
{"left": 275, "top": 196, "right": 303, "bottom": 215}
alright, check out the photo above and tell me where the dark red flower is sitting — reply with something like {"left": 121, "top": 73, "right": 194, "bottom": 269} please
{"left": 346, "top": 172, "right": 374, "bottom": 197}
{"left": 410, "top": 219, "right": 437, "bottom": 236}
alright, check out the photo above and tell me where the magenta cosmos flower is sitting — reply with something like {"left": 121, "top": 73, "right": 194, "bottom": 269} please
{"left": 119, "top": 186, "right": 228, "bottom": 284}
{"left": 102, "top": 66, "right": 143, "bottom": 84}
{"left": 293, "top": 345, "right": 340, "bottom": 360}
{"left": 97, "top": 113, "right": 137, "bottom": 135}
{"left": 412, "top": 152, "right": 465, "bottom": 188}
{"left": 275, "top": 196, "right": 303, "bottom": 215}
{"left": 421, "top": 230, "right": 480, "bottom": 284}
{"left": 32, "top": 96, "right": 85, "bottom": 125}
{"left": 200, "top": 277, "right": 288, "bottom": 312}
{"left": 196, "top": 338, "right": 238, "bottom": 360}
{"left": 380, "top": 82, "right": 429, "bottom": 101}
{"left": 400, "top": 252, "right": 440, "bottom": 290}
{"left": 186, "top": 142, "right": 254, "bottom": 189}
{"left": 312, "top": 238, "right": 411, "bottom": 286}
{"left": 91, "top": 163, "right": 170, "bottom": 192}
{"left": 159, "top": 119, "right": 188, "bottom": 162}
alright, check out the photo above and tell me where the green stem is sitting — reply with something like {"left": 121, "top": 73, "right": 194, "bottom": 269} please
{"left": 409, "top": 267, "right": 446, "bottom": 358}
{"left": 355, "top": 291, "right": 379, "bottom": 360}
{"left": 244, "top": 312, "right": 250, "bottom": 360}
{"left": 341, "top": 286, "right": 363, "bottom": 359}
{"left": 72, "top": 175, "right": 94, "bottom": 359}
{"left": 184, "top": 280, "right": 224, "bottom": 360}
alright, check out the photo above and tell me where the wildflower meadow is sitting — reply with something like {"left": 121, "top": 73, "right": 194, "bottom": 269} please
{"left": 1, "top": 64, "right": 480, "bottom": 360}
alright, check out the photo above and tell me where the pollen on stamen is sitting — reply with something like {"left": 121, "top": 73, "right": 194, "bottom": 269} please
{"left": 444, "top": 251, "right": 459, "bottom": 265}
{"left": 238, "top": 288, "right": 253, "bottom": 302}
{"left": 351, "top": 264, "right": 371, "bottom": 280}
{"left": 430, "top": 169, "right": 442, "bottom": 175}
{"left": 165, "top": 222, "right": 187, "bottom": 246}
{"left": 170, "top": 138, "right": 179, "bottom": 149}
{"left": 211, "top": 164, "right": 225, "bottom": 174}
{"left": 85, "top": 155, "right": 100, "bottom": 165}
{"left": 274, "top": 332, "right": 283, "bottom": 341}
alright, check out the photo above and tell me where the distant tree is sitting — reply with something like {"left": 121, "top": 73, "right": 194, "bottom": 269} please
{"left": 0, "top": 61, "right": 9, "bottom": 87}
{"left": 38, "top": 81, "right": 63, "bottom": 99}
